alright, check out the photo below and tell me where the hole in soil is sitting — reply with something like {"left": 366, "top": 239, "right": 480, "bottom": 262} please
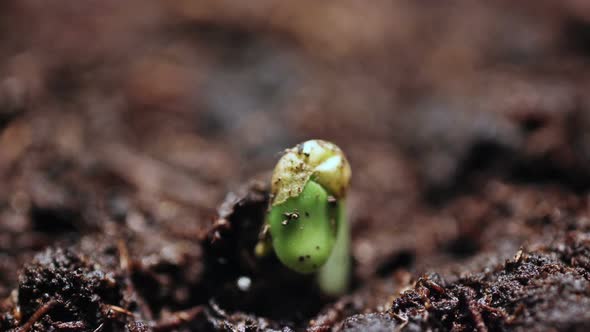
{"left": 376, "top": 250, "right": 415, "bottom": 277}
{"left": 425, "top": 141, "right": 515, "bottom": 206}
{"left": 198, "top": 185, "right": 329, "bottom": 325}
{"left": 46, "top": 305, "right": 77, "bottom": 324}
{"left": 460, "top": 141, "right": 515, "bottom": 176}
{"left": 563, "top": 18, "right": 590, "bottom": 57}
{"left": 0, "top": 112, "right": 19, "bottom": 131}
{"left": 130, "top": 268, "right": 167, "bottom": 314}
{"left": 445, "top": 235, "right": 480, "bottom": 258}
{"left": 519, "top": 116, "right": 547, "bottom": 133}
{"left": 30, "top": 206, "right": 80, "bottom": 234}
{"left": 509, "top": 160, "right": 590, "bottom": 193}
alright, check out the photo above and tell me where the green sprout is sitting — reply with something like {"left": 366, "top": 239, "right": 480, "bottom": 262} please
{"left": 256, "top": 139, "right": 351, "bottom": 295}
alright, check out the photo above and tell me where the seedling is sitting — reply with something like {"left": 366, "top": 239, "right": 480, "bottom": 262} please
{"left": 256, "top": 139, "right": 351, "bottom": 295}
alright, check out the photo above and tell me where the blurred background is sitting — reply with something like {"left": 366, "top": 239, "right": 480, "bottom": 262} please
{"left": 2, "top": 0, "right": 590, "bottom": 328}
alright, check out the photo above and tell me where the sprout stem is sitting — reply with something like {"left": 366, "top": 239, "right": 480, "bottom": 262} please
{"left": 317, "top": 200, "right": 350, "bottom": 296}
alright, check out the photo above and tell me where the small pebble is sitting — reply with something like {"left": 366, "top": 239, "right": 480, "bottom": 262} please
{"left": 237, "top": 276, "right": 252, "bottom": 291}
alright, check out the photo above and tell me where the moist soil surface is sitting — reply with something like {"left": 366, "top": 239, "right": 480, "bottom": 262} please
{"left": 2, "top": 1, "right": 590, "bottom": 331}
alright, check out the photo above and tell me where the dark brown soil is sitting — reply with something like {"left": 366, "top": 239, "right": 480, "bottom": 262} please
{"left": 2, "top": 1, "right": 590, "bottom": 331}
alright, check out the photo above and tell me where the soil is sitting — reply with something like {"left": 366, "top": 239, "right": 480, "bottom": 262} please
{"left": 2, "top": 1, "right": 590, "bottom": 331}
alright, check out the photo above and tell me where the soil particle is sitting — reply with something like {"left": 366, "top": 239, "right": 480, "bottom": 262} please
{"left": 389, "top": 236, "right": 590, "bottom": 331}
{"left": 15, "top": 247, "right": 130, "bottom": 331}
